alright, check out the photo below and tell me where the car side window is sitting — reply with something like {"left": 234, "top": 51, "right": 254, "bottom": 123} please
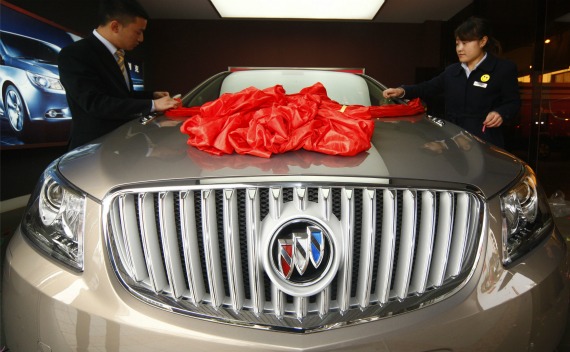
{"left": 363, "top": 76, "right": 398, "bottom": 106}
{"left": 185, "top": 73, "right": 229, "bottom": 107}
{"left": 1, "top": 32, "right": 59, "bottom": 64}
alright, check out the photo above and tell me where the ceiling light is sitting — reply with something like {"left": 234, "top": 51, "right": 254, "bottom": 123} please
{"left": 210, "top": 0, "right": 385, "bottom": 20}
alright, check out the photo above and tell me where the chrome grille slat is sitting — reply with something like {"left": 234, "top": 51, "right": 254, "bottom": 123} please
{"left": 393, "top": 190, "right": 417, "bottom": 300}
{"left": 223, "top": 189, "right": 244, "bottom": 311}
{"left": 356, "top": 189, "right": 376, "bottom": 308}
{"left": 317, "top": 287, "right": 330, "bottom": 318}
{"left": 179, "top": 191, "right": 205, "bottom": 304}
{"left": 409, "top": 190, "right": 436, "bottom": 294}
{"left": 158, "top": 191, "right": 187, "bottom": 299}
{"left": 318, "top": 188, "right": 332, "bottom": 316}
{"left": 337, "top": 188, "right": 354, "bottom": 313}
{"left": 269, "top": 187, "right": 284, "bottom": 317}
{"left": 272, "top": 285, "right": 285, "bottom": 318}
{"left": 202, "top": 190, "right": 224, "bottom": 308}
{"left": 114, "top": 194, "right": 139, "bottom": 279}
{"left": 295, "top": 187, "right": 307, "bottom": 211}
{"left": 376, "top": 189, "right": 396, "bottom": 304}
{"left": 138, "top": 193, "right": 168, "bottom": 292}
{"left": 246, "top": 188, "right": 265, "bottom": 314}
{"left": 270, "top": 187, "right": 282, "bottom": 220}
{"left": 295, "top": 296, "right": 308, "bottom": 320}
{"left": 107, "top": 184, "right": 483, "bottom": 332}
{"left": 428, "top": 191, "right": 454, "bottom": 287}
{"left": 320, "top": 188, "right": 332, "bottom": 221}
{"left": 446, "top": 193, "right": 471, "bottom": 279}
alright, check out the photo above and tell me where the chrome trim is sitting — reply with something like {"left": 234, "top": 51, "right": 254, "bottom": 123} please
{"left": 159, "top": 191, "right": 186, "bottom": 299}
{"left": 338, "top": 188, "right": 354, "bottom": 314}
{"left": 393, "top": 189, "right": 417, "bottom": 300}
{"left": 427, "top": 115, "right": 446, "bottom": 127}
{"left": 429, "top": 191, "right": 454, "bottom": 287}
{"left": 409, "top": 190, "right": 436, "bottom": 294}
{"left": 357, "top": 189, "right": 376, "bottom": 308}
{"left": 224, "top": 189, "right": 244, "bottom": 311}
{"left": 179, "top": 190, "right": 205, "bottom": 304}
{"left": 105, "top": 180, "right": 484, "bottom": 333}
{"left": 139, "top": 112, "right": 159, "bottom": 125}
{"left": 198, "top": 175, "right": 390, "bottom": 185}
{"left": 246, "top": 188, "right": 265, "bottom": 314}
{"left": 376, "top": 189, "right": 396, "bottom": 304}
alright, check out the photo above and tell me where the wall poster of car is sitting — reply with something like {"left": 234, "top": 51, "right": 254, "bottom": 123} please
{"left": 0, "top": 2, "right": 144, "bottom": 149}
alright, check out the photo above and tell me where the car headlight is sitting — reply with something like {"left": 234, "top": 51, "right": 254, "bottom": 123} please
{"left": 501, "top": 165, "right": 554, "bottom": 266}
{"left": 26, "top": 71, "right": 64, "bottom": 91}
{"left": 21, "top": 159, "right": 86, "bottom": 271}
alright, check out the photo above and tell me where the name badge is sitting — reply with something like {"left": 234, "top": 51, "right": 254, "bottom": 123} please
{"left": 473, "top": 81, "right": 487, "bottom": 88}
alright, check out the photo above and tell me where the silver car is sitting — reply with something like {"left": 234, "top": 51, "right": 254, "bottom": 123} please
{"left": 3, "top": 69, "right": 569, "bottom": 351}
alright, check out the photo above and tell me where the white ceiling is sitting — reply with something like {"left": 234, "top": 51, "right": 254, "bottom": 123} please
{"left": 138, "top": 0, "right": 473, "bottom": 23}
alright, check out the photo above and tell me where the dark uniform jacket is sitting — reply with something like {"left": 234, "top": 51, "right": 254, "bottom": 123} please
{"left": 58, "top": 34, "right": 154, "bottom": 149}
{"left": 402, "top": 54, "right": 521, "bottom": 147}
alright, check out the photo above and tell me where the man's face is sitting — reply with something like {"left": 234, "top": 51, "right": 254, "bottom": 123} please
{"left": 116, "top": 17, "right": 147, "bottom": 51}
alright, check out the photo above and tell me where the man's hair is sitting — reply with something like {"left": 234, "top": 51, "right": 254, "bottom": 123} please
{"left": 97, "top": 0, "right": 149, "bottom": 26}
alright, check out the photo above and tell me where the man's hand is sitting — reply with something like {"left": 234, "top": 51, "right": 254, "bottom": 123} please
{"left": 153, "top": 91, "right": 169, "bottom": 99}
{"left": 153, "top": 95, "right": 180, "bottom": 112}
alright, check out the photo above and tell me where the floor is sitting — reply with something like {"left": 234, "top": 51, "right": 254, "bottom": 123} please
{"left": 1, "top": 200, "right": 570, "bottom": 351}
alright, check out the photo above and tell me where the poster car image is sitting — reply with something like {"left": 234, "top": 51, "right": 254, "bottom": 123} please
{"left": 0, "top": 3, "right": 77, "bottom": 146}
{"left": 0, "top": 3, "right": 144, "bottom": 147}
{"left": 0, "top": 30, "right": 71, "bottom": 143}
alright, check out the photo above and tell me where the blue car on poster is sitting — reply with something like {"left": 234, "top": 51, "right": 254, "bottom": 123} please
{"left": 0, "top": 30, "right": 72, "bottom": 143}
{"left": 0, "top": 4, "right": 146, "bottom": 145}
{"left": 0, "top": 4, "right": 76, "bottom": 144}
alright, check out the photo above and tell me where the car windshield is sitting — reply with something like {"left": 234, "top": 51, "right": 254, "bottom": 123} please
{"left": 0, "top": 32, "right": 59, "bottom": 64}
{"left": 221, "top": 70, "right": 372, "bottom": 105}
{"left": 185, "top": 69, "right": 392, "bottom": 108}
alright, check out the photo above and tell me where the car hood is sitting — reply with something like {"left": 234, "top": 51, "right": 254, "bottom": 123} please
{"left": 58, "top": 114, "right": 523, "bottom": 201}
{"left": 11, "top": 57, "right": 60, "bottom": 77}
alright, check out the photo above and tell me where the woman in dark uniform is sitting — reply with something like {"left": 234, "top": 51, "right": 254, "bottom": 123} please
{"left": 383, "top": 17, "right": 521, "bottom": 148}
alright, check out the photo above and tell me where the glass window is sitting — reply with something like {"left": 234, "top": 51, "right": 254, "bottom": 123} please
{"left": 0, "top": 32, "right": 59, "bottom": 64}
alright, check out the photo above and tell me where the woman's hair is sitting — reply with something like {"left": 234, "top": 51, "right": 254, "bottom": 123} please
{"left": 455, "top": 17, "right": 502, "bottom": 56}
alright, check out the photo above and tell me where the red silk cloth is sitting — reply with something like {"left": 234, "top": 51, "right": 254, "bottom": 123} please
{"left": 166, "top": 83, "right": 424, "bottom": 158}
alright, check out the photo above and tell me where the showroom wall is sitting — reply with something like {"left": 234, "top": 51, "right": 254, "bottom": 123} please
{"left": 143, "top": 20, "right": 443, "bottom": 95}
{"left": 2, "top": 0, "right": 445, "bottom": 95}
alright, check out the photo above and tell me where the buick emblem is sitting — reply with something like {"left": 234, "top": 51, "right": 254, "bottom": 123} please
{"left": 270, "top": 220, "right": 333, "bottom": 285}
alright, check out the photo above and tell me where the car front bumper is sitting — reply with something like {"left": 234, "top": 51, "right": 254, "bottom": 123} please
{"left": 3, "top": 202, "right": 570, "bottom": 352}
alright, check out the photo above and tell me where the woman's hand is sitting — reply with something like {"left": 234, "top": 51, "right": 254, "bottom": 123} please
{"left": 382, "top": 87, "right": 405, "bottom": 99}
{"left": 483, "top": 111, "right": 503, "bottom": 129}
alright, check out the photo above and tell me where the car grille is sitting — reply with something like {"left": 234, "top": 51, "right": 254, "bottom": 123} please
{"left": 105, "top": 183, "right": 483, "bottom": 332}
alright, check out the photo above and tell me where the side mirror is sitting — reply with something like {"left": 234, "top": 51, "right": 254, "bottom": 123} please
{"left": 0, "top": 55, "right": 5, "bottom": 65}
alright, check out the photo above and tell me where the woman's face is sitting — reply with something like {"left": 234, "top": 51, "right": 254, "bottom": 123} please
{"left": 455, "top": 36, "right": 487, "bottom": 67}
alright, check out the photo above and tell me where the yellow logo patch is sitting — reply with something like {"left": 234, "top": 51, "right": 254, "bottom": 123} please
{"left": 481, "top": 74, "right": 490, "bottom": 82}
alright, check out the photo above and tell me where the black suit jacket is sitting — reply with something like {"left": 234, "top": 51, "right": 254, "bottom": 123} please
{"left": 58, "top": 34, "right": 154, "bottom": 149}
{"left": 402, "top": 54, "right": 521, "bottom": 147}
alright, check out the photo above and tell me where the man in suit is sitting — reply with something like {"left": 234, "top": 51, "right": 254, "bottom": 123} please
{"left": 58, "top": 0, "right": 180, "bottom": 149}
